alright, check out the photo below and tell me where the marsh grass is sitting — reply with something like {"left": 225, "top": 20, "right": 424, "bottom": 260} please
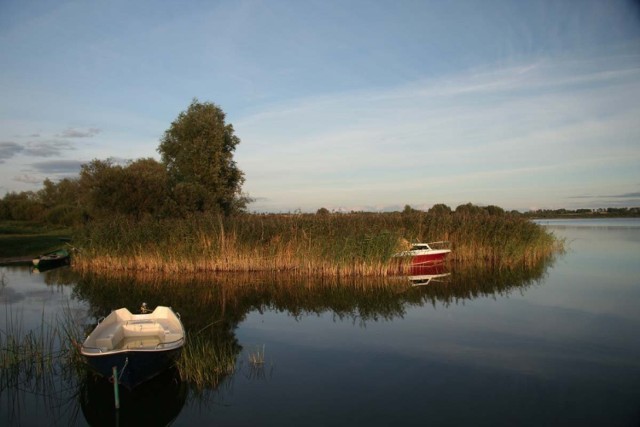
{"left": 0, "top": 306, "right": 84, "bottom": 397}
{"left": 73, "top": 212, "right": 560, "bottom": 275}
{"left": 175, "top": 335, "right": 237, "bottom": 391}
{"left": 247, "top": 344, "right": 265, "bottom": 366}
{"left": 0, "top": 304, "right": 237, "bottom": 396}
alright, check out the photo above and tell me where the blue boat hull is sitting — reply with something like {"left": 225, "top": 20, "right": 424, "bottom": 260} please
{"left": 85, "top": 347, "right": 182, "bottom": 390}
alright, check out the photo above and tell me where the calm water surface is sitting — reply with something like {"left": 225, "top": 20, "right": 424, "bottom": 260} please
{"left": 1, "top": 219, "right": 639, "bottom": 426}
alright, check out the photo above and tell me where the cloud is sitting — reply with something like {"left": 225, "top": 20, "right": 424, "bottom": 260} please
{"left": 56, "top": 127, "right": 101, "bottom": 138}
{"left": 234, "top": 50, "right": 640, "bottom": 211}
{"left": 570, "top": 191, "right": 640, "bottom": 199}
{"left": 23, "top": 140, "right": 76, "bottom": 157}
{"left": 30, "top": 160, "right": 84, "bottom": 174}
{"left": 13, "top": 174, "right": 42, "bottom": 184}
{"left": 0, "top": 140, "right": 76, "bottom": 162}
{"left": 613, "top": 192, "right": 640, "bottom": 199}
{"left": 0, "top": 142, "right": 24, "bottom": 162}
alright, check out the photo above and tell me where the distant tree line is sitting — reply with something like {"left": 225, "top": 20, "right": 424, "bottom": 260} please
{"left": 522, "top": 207, "right": 640, "bottom": 218}
{"left": 0, "top": 99, "right": 250, "bottom": 225}
{"left": 316, "top": 203, "right": 518, "bottom": 216}
{"left": 315, "top": 204, "right": 640, "bottom": 218}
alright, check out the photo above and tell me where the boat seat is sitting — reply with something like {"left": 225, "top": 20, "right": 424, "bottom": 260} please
{"left": 122, "top": 320, "right": 168, "bottom": 344}
{"left": 95, "top": 324, "right": 125, "bottom": 350}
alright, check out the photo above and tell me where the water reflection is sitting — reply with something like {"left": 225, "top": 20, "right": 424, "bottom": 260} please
{"left": 68, "top": 258, "right": 554, "bottom": 386}
{"left": 0, "top": 256, "right": 556, "bottom": 424}
{"left": 71, "top": 257, "right": 554, "bottom": 327}
{"left": 407, "top": 264, "right": 451, "bottom": 286}
{"left": 80, "top": 367, "right": 186, "bottom": 427}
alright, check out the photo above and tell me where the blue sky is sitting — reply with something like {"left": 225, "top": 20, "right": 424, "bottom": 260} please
{"left": 1, "top": 0, "right": 639, "bottom": 212}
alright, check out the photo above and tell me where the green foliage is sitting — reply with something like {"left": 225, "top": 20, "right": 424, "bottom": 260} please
{"left": 158, "top": 99, "right": 247, "bottom": 215}
{"left": 1, "top": 99, "right": 248, "bottom": 222}
{"left": 76, "top": 157, "right": 170, "bottom": 219}
{"left": 402, "top": 205, "right": 418, "bottom": 214}
{"left": 0, "top": 192, "right": 44, "bottom": 221}
{"left": 428, "top": 204, "right": 452, "bottom": 215}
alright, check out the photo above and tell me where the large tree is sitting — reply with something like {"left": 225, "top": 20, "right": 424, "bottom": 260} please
{"left": 158, "top": 99, "right": 247, "bottom": 215}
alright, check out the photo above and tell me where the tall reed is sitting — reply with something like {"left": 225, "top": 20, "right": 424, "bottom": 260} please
{"left": 0, "top": 306, "right": 84, "bottom": 395}
{"left": 175, "top": 335, "right": 237, "bottom": 391}
{"left": 72, "top": 211, "right": 561, "bottom": 275}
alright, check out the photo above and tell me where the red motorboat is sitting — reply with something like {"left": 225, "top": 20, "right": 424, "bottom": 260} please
{"left": 393, "top": 241, "right": 451, "bottom": 266}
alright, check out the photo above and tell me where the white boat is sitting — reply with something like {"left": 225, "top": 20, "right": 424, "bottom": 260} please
{"left": 80, "top": 304, "right": 185, "bottom": 389}
{"left": 393, "top": 241, "right": 452, "bottom": 266}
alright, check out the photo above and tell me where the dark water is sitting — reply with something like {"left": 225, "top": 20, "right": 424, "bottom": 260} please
{"left": 1, "top": 219, "right": 639, "bottom": 426}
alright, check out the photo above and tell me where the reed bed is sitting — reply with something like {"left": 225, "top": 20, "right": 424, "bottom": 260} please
{"left": 72, "top": 211, "right": 561, "bottom": 275}
{"left": 175, "top": 335, "right": 237, "bottom": 391}
{"left": 0, "top": 307, "right": 83, "bottom": 394}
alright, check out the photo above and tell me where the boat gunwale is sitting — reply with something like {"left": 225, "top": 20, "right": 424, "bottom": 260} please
{"left": 80, "top": 306, "right": 185, "bottom": 356}
{"left": 80, "top": 336, "right": 185, "bottom": 355}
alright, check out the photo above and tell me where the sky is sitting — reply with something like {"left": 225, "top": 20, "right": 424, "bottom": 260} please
{"left": 1, "top": 0, "right": 639, "bottom": 212}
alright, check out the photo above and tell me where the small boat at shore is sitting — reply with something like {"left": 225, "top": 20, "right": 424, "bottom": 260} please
{"left": 32, "top": 248, "right": 70, "bottom": 270}
{"left": 80, "top": 304, "right": 185, "bottom": 389}
{"left": 393, "top": 241, "right": 451, "bottom": 266}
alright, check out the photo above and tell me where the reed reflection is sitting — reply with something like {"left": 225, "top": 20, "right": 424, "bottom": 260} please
{"left": 0, "top": 256, "right": 555, "bottom": 424}
{"left": 70, "top": 256, "right": 554, "bottom": 390}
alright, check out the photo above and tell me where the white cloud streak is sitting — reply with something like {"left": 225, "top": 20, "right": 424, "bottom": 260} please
{"left": 236, "top": 53, "right": 640, "bottom": 212}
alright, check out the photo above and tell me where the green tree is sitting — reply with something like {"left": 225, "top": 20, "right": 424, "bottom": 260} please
{"left": 37, "top": 178, "right": 84, "bottom": 225}
{"left": 78, "top": 158, "right": 170, "bottom": 219}
{"left": 0, "top": 191, "right": 43, "bottom": 221}
{"left": 119, "top": 158, "right": 170, "bottom": 218}
{"left": 428, "top": 204, "right": 452, "bottom": 215}
{"left": 484, "top": 205, "right": 505, "bottom": 216}
{"left": 402, "top": 204, "right": 417, "bottom": 214}
{"left": 455, "top": 203, "right": 487, "bottom": 216}
{"left": 158, "top": 99, "right": 247, "bottom": 215}
{"left": 78, "top": 159, "right": 122, "bottom": 217}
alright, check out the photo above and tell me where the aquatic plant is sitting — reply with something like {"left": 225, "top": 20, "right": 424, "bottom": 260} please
{"left": 175, "top": 335, "right": 237, "bottom": 391}
{"left": 72, "top": 210, "right": 561, "bottom": 275}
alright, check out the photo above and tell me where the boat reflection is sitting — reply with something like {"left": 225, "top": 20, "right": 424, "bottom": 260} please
{"left": 408, "top": 264, "right": 451, "bottom": 287}
{"left": 80, "top": 366, "right": 187, "bottom": 426}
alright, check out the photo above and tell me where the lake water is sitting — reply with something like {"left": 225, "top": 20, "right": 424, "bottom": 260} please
{"left": 1, "top": 219, "right": 639, "bottom": 426}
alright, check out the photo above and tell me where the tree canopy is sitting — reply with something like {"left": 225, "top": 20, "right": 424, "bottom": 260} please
{"left": 158, "top": 99, "right": 247, "bottom": 215}
{"left": 0, "top": 99, "right": 250, "bottom": 223}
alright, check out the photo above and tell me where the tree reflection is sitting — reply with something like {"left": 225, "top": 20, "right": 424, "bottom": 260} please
{"left": 69, "top": 255, "right": 555, "bottom": 393}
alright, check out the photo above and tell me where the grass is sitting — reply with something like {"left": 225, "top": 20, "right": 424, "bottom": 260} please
{"left": 0, "top": 306, "right": 83, "bottom": 394}
{"left": 71, "top": 211, "right": 561, "bottom": 275}
{"left": 0, "top": 304, "right": 237, "bottom": 394}
{"left": 175, "top": 335, "right": 237, "bottom": 391}
{"left": 247, "top": 344, "right": 265, "bottom": 366}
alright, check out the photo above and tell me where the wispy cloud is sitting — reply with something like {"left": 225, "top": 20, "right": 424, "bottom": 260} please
{"left": 30, "top": 160, "right": 84, "bottom": 174}
{"left": 0, "top": 142, "right": 24, "bottom": 163}
{"left": 0, "top": 139, "right": 76, "bottom": 162}
{"left": 237, "top": 52, "right": 640, "bottom": 211}
{"left": 613, "top": 192, "right": 640, "bottom": 199}
{"left": 13, "top": 174, "right": 42, "bottom": 184}
{"left": 23, "top": 140, "right": 75, "bottom": 157}
{"left": 56, "top": 127, "right": 101, "bottom": 138}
